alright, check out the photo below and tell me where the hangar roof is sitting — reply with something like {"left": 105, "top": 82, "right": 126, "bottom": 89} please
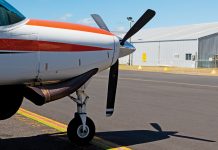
{"left": 116, "top": 22, "right": 218, "bottom": 42}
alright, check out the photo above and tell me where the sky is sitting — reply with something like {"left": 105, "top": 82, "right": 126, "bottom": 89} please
{"left": 6, "top": 0, "right": 218, "bottom": 32}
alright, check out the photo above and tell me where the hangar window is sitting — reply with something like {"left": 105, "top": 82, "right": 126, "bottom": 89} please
{"left": 185, "top": 53, "right": 192, "bottom": 61}
{"left": 0, "top": 0, "right": 25, "bottom": 26}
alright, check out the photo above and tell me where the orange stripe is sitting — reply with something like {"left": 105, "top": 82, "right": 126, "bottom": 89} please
{"left": 27, "top": 19, "right": 113, "bottom": 36}
{"left": 0, "top": 39, "right": 112, "bottom": 52}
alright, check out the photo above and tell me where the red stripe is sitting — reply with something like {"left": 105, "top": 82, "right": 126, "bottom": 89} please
{"left": 27, "top": 19, "right": 113, "bottom": 36}
{"left": 0, "top": 39, "right": 112, "bottom": 52}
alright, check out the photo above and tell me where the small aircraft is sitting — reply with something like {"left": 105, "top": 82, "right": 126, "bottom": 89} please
{"left": 0, "top": 0, "right": 155, "bottom": 145}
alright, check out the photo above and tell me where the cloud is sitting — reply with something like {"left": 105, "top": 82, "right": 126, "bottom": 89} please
{"left": 78, "top": 17, "right": 95, "bottom": 26}
{"left": 60, "top": 13, "right": 73, "bottom": 21}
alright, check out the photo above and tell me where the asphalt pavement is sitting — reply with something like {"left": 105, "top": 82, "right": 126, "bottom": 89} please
{"left": 0, "top": 114, "right": 102, "bottom": 150}
{"left": 2, "top": 70, "right": 218, "bottom": 150}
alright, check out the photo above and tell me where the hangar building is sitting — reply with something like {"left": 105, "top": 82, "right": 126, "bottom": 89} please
{"left": 119, "top": 22, "right": 218, "bottom": 68}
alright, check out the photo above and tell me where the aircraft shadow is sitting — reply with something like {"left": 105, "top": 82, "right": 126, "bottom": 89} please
{"left": 96, "top": 123, "right": 216, "bottom": 146}
{"left": 0, "top": 123, "right": 215, "bottom": 149}
{"left": 0, "top": 132, "right": 101, "bottom": 150}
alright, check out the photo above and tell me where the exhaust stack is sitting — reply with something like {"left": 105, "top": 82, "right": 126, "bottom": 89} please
{"left": 24, "top": 69, "right": 98, "bottom": 106}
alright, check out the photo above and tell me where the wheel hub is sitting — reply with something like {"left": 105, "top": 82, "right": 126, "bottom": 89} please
{"left": 77, "top": 125, "right": 90, "bottom": 138}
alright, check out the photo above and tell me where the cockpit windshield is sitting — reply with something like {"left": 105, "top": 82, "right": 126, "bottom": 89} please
{"left": 0, "top": 0, "right": 26, "bottom": 26}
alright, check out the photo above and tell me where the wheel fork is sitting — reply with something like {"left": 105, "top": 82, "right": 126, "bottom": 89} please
{"left": 69, "top": 90, "right": 89, "bottom": 132}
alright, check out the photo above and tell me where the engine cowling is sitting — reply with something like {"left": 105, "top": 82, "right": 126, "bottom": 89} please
{"left": 0, "top": 85, "right": 24, "bottom": 120}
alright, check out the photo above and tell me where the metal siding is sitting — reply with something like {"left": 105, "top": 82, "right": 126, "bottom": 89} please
{"left": 199, "top": 34, "right": 218, "bottom": 67}
{"left": 160, "top": 40, "right": 198, "bottom": 68}
{"left": 119, "top": 55, "right": 129, "bottom": 65}
{"left": 132, "top": 42, "right": 160, "bottom": 66}
{"left": 123, "top": 40, "right": 198, "bottom": 68}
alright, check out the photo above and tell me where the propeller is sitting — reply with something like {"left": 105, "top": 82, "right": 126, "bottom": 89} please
{"left": 91, "top": 9, "right": 156, "bottom": 117}
{"left": 106, "top": 60, "right": 119, "bottom": 116}
{"left": 91, "top": 14, "right": 110, "bottom": 31}
{"left": 120, "top": 9, "right": 156, "bottom": 45}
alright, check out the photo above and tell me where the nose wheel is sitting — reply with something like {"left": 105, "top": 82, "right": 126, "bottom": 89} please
{"left": 67, "top": 90, "right": 95, "bottom": 145}
{"left": 67, "top": 115, "right": 95, "bottom": 145}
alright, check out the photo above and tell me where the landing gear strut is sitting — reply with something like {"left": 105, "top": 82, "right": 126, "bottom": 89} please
{"left": 67, "top": 90, "right": 95, "bottom": 145}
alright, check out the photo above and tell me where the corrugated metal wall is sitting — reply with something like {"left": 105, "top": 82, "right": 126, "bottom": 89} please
{"left": 132, "top": 42, "right": 160, "bottom": 66}
{"left": 199, "top": 34, "right": 218, "bottom": 68}
{"left": 128, "top": 40, "right": 198, "bottom": 68}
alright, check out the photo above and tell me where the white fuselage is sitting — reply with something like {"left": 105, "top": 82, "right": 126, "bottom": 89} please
{"left": 0, "top": 19, "right": 120, "bottom": 85}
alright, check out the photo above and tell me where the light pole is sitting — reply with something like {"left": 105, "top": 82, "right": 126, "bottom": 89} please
{"left": 127, "top": 17, "right": 134, "bottom": 66}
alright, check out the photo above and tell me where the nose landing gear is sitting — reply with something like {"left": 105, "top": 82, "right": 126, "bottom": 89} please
{"left": 67, "top": 90, "right": 95, "bottom": 145}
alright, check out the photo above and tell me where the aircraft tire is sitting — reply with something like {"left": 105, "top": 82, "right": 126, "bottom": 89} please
{"left": 67, "top": 116, "right": 95, "bottom": 145}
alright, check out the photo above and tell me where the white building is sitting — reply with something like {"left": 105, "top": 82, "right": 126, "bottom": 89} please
{"left": 118, "top": 22, "right": 218, "bottom": 68}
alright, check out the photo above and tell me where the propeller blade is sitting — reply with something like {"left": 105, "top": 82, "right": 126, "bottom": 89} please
{"left": 120, "top": 9, "right": 156, "bottom": 45}
{"left": 91, "top": 14, "right": 110, "bottom": 31}
{"left": 106, "top": 60, "right": 119, "bottom": 117}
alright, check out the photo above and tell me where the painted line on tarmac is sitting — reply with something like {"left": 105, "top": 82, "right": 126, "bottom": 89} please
{"left": 96, "top": 76, "right": 218, "bottom": 88}
{"left": 17, "top": 108, "right": 67, "bottom": 132}
{"left": 17, "top": 108, "right": 132, "bottom": 150}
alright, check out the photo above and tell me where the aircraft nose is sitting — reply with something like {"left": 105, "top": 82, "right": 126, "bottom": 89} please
{"left": 119, "top": 41, "right": 136, "bottom": 58}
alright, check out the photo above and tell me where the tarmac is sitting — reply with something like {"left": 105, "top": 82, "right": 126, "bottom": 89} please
{"left": 0, "top": 114, "right": 102, "bottom": 150}
{"left": 1, "top": 68, "right": 218, "bottom": 150}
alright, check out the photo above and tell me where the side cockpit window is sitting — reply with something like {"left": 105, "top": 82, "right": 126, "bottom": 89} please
{"left": 7, "top": 7, "right": 25, "bottom": 24}
{"left": 0, "top": 0, "right": 25, "bottom": 26}
{"left": 0, "top": 5, "right": 10, "bottom": 26}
